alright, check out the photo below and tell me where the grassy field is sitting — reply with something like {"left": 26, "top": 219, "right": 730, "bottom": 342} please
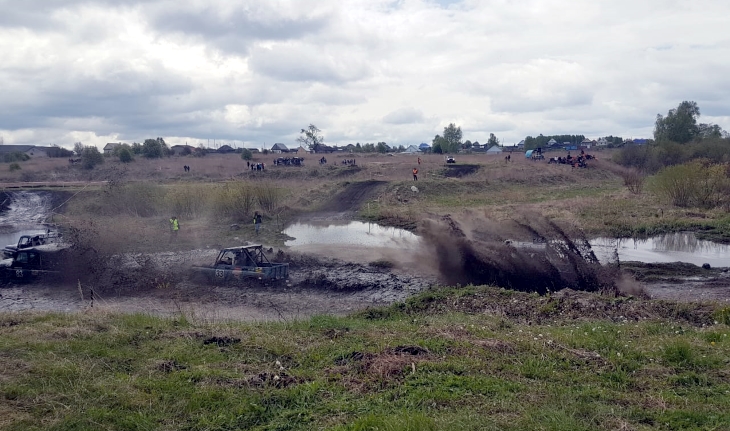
{"left": 1, "top": 286, "right": 729, "bottom": 431}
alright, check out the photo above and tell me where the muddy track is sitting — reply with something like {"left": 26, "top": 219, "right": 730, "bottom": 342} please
{"left": 317, "top": 180, "right": 386, "bottom": 212}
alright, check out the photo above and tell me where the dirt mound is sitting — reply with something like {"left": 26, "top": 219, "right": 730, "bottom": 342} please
{"left": 442, "top": 164, "right": 479, "bottom": 178}
{"left": 317, "top": 180, "right": 386, "bottom": 212}
{"left": 418, "top": 212, "right": 609, "bottom": 294}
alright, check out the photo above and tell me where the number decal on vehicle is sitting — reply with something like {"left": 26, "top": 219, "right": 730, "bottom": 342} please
{"left": 215, "top": 269, "right": 225, "bottom": 279}
{"left": 15, "top": 269, "right": 23, "bottom": 278}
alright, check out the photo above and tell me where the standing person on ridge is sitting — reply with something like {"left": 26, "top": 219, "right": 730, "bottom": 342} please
{"left": 254, "top": 211, "right": 262, "bottom": 235}
{"left": 412, "top": 167, "right": 418, "bottom": 181}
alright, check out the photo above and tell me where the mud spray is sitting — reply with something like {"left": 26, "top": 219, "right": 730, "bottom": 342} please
{"left": 419, "top": 211, "right": 615, "bottom": 294}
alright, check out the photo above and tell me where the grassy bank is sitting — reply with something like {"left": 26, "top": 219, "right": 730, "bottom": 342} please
{"left": 2, "top": 286, "right": 729, "bottom": 431}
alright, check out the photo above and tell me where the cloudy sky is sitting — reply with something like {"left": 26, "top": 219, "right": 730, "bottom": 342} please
{"left": 1, "top": 0, "right": 729, "bottom": 150}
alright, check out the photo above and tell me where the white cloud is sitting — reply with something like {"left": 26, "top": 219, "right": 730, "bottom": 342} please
{"left": 0, "top": 0, "right": 729, "bottom": 148}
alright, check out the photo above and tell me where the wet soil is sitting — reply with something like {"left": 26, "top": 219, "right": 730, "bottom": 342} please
{"left": 316, "top": 180, "right": 386, "bottom": 212}
{"left": 442, "top": 164, "right": 480, "bottom": 178}
{"left": 0, "top": 248, "right": 437, "bottom": 321}
{"left": 623, "top": 261, "right": 730, "bottom": 303}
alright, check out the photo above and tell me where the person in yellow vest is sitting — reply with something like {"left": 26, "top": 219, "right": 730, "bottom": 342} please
{"left": 169, "top": 216, "right": 179, "bottom": 240}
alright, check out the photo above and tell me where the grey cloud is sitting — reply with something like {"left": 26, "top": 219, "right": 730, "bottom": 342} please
{"left": 382, "top": 107, "right": 425, "bottom": 124}
{"left": 147, "top": 2, "right": 331, "bottom": 55}
{"left": 248, "top": 44, "right": 372, "bottom": 84}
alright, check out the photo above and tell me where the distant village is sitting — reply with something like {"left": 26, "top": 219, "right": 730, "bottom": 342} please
{"left": 0, "top": 136, "right": 651, "bottom": 159}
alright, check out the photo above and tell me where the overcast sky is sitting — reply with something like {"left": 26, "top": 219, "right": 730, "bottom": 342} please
{"left": 1, "top": 0, "right": 729, "bottom": 150}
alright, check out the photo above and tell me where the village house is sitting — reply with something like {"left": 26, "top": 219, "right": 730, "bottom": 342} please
{"left": 169, "top": 144, "right": 196, "bottom": 156}
{"left": 103, "top": 142, "right": 122, "bottom": 155}
{"left": 271, "top": 143, "right": 289, "bottom": 154}
{"left": 0, "top": 145, "right": 50, "bottom": 158}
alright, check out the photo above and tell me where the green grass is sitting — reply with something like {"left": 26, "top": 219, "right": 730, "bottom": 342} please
{"left": 2, "top": 287, "right": 730, "bottom": 430}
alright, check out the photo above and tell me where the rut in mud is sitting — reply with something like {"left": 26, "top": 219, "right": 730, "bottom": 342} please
{"left": 442, "top": 164, "right": 480, "bottom": 178}
{"left": 317, "top": 180, "right": 386, "bottom": 212}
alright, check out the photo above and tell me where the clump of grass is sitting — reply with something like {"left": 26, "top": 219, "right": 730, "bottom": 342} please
{"left": 253, "top": 182, "right": 285, "bottom": 213}
{"left": 662, "top": 340, "right": 695, "bottom": 368}
{"left": 713, "top": 307, "right": 730, "bottom": 326}
{"left": 369, "top": 259, "right": 394, "bottom": 269}
{"left": 165, "top": 183, "right": 212, "bottom": 218}
{"left": 211, "top": 181, "right": 257, "bottom": 220}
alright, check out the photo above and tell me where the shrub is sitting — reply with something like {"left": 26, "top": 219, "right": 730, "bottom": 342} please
{"left": 102, "top": 182, "right": 164, "bottom": 217}
{"left": 80, "top": 146, "right": 104, "bottom": 170}
{"left": 211, "top": 181, "right": 256, "bottom": 220}
{"left": 652, "top": 161, "right": 727, "bottom": 208}
{"left": 254, "top": 183, "right": 283, "bottom": 213}
{"left": 118, "top": 148, "right": 134, "bottom": 163}
{"left": 8, "top": 162, "right": 21, "bottom": 172}
{"left": 240, "top": 148, "right": 253, "bottom": 160}
{"left": 620, "top": 168, "right": 645, "bottom": 194}
{"left": 165, "top": 183, "right": 211, "bottom": 218}
{"left": 2, "top": 152, "right": 30, "bottom": 163}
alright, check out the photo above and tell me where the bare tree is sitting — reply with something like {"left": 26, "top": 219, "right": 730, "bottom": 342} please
{"left": 297, "top": 124, "right": 324, "bottom": 152}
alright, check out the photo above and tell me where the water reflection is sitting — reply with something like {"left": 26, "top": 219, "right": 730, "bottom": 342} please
{"left": 590, "top": 232, "right": 730, "bottom": 267}
{"left": 283, "top": 221, "right": 419, "bottom": 248}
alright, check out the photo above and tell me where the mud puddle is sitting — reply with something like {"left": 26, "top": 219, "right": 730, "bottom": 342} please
{"left": 0, "top": 191, "right": 55, "bottom": 248}
{"left": 591, "top": 233, "right": 730, "bottom": 267}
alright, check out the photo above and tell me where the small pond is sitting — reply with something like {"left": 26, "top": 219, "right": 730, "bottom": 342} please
{"left": 284, "top": 222, "right": 728, "bottom": 268}
{"left": 284, "top": 221, "right": 419, "bottom": 248}
{"left": 590, "top": 233, "right": 729, "bottom": 267}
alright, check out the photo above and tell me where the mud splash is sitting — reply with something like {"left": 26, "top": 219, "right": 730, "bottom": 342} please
{"left": 418, "top": 212, "right": 608, "bottom": 294}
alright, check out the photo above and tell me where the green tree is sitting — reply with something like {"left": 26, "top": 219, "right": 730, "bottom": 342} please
{"left": 240, "top": 148, "right": 253, "bottom": 160}
{"left": 80, "top": 146, "right": 104, "bottom": 169}
{"left": 698, "top": 123, "right": 728, "bottom": 139}
{"left": 432, "top": 135, "right": 448, "bottom": 154}
{"left": 376, "top": 142, "right": 389, "bottom": 153}
{"left": 463, "top": 140, "right": 472, "bottom": 149}
{"left": 73, "top": 142, "right": 84, "bottom": 156}
{"left": 118, "top": 147, "right": 133, "bottom": 163}
{"left": 487, "top": 133, "right": 500, "bottom": 148}
{"left": 142, "top": 138, "right": 168, "bottom": 158}
{"left": 654, "top": 101, "right": 700, "bottom": 144}
{"left": 441, "top": 123, "right": 462, "bottom": 153}
{"left": 47, "top": 145, "right": 74, "bottom": 158}
{"left": 297, "top": 124, "right": 324, "bottom": 152}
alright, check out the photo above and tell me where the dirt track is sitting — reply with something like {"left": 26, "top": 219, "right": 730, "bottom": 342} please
{"left": 316, "top": 180, "right": 386, "bottom": 212}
